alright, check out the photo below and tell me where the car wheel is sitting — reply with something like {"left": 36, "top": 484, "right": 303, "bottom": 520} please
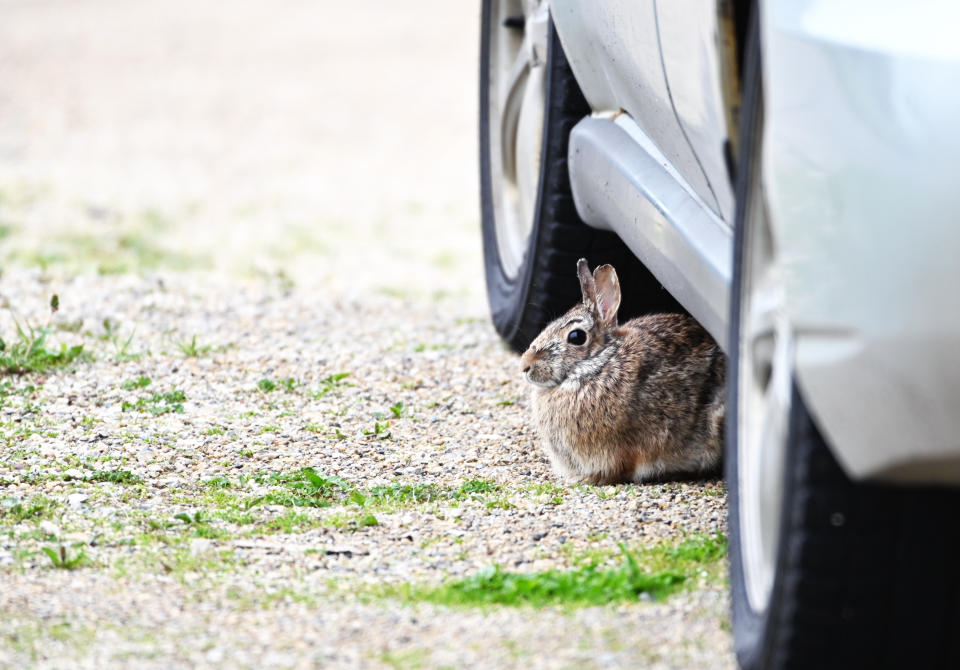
{"left": 479, "top": 0, "right": 678, "bottom": 352}
{"left": 728, "top": 10, "right": 960, "bottom": 670}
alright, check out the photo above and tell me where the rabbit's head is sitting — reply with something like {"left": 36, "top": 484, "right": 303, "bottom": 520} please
{"left": 520, "top": 259, "right": 622, "bottom": 388}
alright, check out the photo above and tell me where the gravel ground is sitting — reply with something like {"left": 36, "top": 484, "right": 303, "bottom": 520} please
{"left": 0, "top": 2, "right": 734, "bottom": 668}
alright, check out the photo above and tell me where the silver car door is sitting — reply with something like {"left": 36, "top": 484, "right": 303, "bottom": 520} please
{"left": 655, "top": 0, "right": 736, "bottom": 223}
{"left": 550, "top": 0, "right": 722, "bottom": 215}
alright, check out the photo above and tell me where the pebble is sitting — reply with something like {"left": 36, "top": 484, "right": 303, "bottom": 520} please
{"left": 67, "top": 493, "right": 89, "bottom": 509}
{"left": 38, "top": 521, "right": 60, "bottom": 538}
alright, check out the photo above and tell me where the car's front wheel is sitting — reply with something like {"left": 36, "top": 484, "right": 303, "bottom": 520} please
{"left": 728, "top": 10, "right": 960, "bottom": 669}
{"left": 479, "top": 0, "right": 678, "bottom": 352}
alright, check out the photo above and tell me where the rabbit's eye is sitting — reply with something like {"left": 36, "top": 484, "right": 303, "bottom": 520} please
{"left": 567, "top": 329, "right": 587, "bottom": 346}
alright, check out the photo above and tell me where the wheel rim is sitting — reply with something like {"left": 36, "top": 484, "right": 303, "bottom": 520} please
{"left": 486, "top": 0, "right": 549, "bottom": 280}
{"left": 737, "top": 105, "right": 793, "bottom": 614}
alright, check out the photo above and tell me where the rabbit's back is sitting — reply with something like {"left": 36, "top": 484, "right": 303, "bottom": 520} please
{"left": 532, "top": 313, "right": 726, "bottom": 483}
{"left": 619, "top": 314, "right": 726, "bottom": 474}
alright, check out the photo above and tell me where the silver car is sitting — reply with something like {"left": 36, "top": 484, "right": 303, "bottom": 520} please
{"left": 479, "top": 2, "right": 960, "bottom": 668}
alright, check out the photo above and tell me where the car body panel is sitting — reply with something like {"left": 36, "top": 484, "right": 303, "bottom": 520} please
{"left": 761, "top": 0, "right": 960, "bottom": 482}
{"left": 550, "top": 0, "right": 722, "bottom": 215}
{"left": 656, "top": 0, "right": 735, "bottom": 223}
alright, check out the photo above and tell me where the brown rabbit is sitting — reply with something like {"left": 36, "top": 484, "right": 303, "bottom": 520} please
{"left": 519, "top": 259, "right": 726, "bottom": 484}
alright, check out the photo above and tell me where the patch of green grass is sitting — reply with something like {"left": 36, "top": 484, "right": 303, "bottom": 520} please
{"left": 256, "top": 378, "right": 276, "bottom": 393}
{"left": 84, "top": 227, "right": 209, "bottom": 275}
{"left": 324, "top": 511, "right": 380, "bottom": 531}
{"left": 203, "top": 477, "right": 232, "bottom": 490}
{"left": 247, "top": 467, "right": 350, "bottom": 509}
{"left": 215, "top": 508, "right": 257, "bottom": 526}
{"left": 1, "top": 616, "right": 99, "bottom": 662}
{"left": 121, "top": 376, "right": 151, "bottom": 390}
{"left": 3, "top": 382, "right": 43, "bottom": 414}
{"left": 389, "top": 401, "right": 406, "bottom": 418}
{"left": 252, "top": 510, "right": 316, "bottom": 534}
{"left": 384, "top": 536, "right": 727, "bottom": 608}
{"left": 311, "top": 372, "right": 351, "bottom": 399}
{"left": 173, "top": 510, "right": 206, "bottom": 525}
{"left": 143, "top": 545, "right": 239, "bottom": 581}
{"left": 457, "top": 479, "right": 501, "bottom": 497}
{"left": 55, "top": 318, "right": 84, "bottom": 334}
{"left": 86, "top": 470, "right": 141, "bottom": 485}
{"left": 0, "top": 380, "right": 31, "bottom": 409}
{"left": 361, "top": 420, "right": 391, "bottom": 440}
{"left": 0, "top": 318, "right": 85, "bottom": 375}
{"left": 0, "top": 380, "right": 13, "bottom": 403}
{"left": 653, "top": 533, "right": 728, "bottom": 571}
{"left": 379, "top": 648, "right": 431, "bottom": 670}
{"left": 589, "top": 486, "right": 620, "bottom": 500}
{"left": 0, "top": 495, "right": 60, "bottom": 522}
{"left": 177, "top": 335, "right": 212, "bottom": 358}
{"left": 121, "top": 230, "right": 194, "bottom": 269}
{"left": 323, "top": 477, "right": 500, "bottom": 510}
{"left": 191, "top": 525, "right": 232, "bottom": 540}
{"left": 121, "top": 389, "right": 186, "bottom": 415}
{"left": 102, "top": 319, "right": 141, "bottom": 361}
{"left": 169, "top": 510, "right": 232, "bottom": 539}
{"left": 527, "top": 481, "right": 566, "bottom": 505}
{"left": 200, "top": 471, "right": 508, "bottom": 518}
{"left": 41, "top": 545, "right": 89, "bottom": 570}
{"left": 366, "top": 483, "right": 446, "bottom": 506}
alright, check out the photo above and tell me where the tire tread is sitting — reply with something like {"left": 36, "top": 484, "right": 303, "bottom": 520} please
{"left": 764, "top": 408, "right": 960, "bottom": 670}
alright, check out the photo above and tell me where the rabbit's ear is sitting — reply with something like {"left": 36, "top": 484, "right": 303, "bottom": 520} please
{"left": 577, "top": 258, "right": 597, "bottom": 307}
{"left": 592, "top": 264, "right": 621, "bottom": 326}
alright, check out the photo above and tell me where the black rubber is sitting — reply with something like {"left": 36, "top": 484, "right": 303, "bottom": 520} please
{"left": 729, "top": 386, "right": 960, "bottom": 670}
{"left": 479, "top": 2, "right": 680, "bottom": 353}
{"left": 727, "top": 9, "right": 960, "bottom": 669}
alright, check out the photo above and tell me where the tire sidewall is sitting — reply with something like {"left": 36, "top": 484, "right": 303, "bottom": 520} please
{"left": 479, "top": 0, "right": 555, "bottom": 350}
{"left": 726, "top": 6, "right": 789, "bottom": 668}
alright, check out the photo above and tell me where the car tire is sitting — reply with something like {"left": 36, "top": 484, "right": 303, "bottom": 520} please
{"left": 727, "top": 9, "right": 960, "bottom": 670}
{"left": 479, "top": 0, "right": 679, "bottom": 352}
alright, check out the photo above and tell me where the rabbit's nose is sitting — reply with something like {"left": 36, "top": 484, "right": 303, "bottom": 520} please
{"left": 519, "top": 348, "right": 537, "bottom": 373}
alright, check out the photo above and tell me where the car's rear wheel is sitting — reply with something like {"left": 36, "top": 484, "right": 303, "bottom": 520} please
{"left": 728, "top": 10, "right": 960, "bottom": 669}
{"left": 479, "top": 0, "right": 678, "bottom": 352}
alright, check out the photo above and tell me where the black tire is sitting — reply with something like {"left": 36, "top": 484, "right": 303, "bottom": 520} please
{"left": 479, "top": 2, "right": 680, "bottom": 352}
{"left": 727, "top": 10, "right": 960, "bottom": 669}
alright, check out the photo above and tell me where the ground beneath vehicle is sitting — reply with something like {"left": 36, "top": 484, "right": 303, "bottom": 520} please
{"left": 480, "top": 3, "right": 960, "bottom": 668}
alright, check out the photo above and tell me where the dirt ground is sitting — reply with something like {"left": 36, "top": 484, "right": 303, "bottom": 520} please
{"left": 0, "top": 2, "right": 734, "bottom": 668}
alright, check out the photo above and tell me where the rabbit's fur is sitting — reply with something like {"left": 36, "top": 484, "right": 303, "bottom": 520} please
{"left": 519, "top": 259, "right": 726, "bottom": 484}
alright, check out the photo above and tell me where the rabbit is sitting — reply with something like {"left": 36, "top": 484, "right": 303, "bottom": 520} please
{"left": 519, "top": 258, "right": 726, "bottom": 484}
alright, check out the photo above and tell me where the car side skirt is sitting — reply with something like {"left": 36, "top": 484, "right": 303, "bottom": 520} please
{"left": 567, "top": 113, "right": 732, "bottom": 350}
